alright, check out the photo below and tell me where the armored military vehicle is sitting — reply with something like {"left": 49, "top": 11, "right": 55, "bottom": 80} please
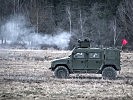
{"left": 49, "top": 39, "right": 121, "bottom": 79}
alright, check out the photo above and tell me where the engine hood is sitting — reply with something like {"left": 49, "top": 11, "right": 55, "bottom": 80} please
{"left": 52, "top": 57, "right": 70, "bottom": 63}
{"left": 50, "top": 57, "right": 70, "bottom": 68}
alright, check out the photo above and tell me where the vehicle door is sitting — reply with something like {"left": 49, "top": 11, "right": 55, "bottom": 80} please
{"left": 72, "top": 52, "right": 88, "bottom": 70}
{"left": 87, "top": 52, "right": 102, "bottom": 70}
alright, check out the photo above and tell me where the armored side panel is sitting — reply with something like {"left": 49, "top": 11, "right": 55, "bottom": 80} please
{"left": 104, "top": 48, "right": 121, "bottom": 70}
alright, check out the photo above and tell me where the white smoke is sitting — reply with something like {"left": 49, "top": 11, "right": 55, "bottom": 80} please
{"left": 30, "top": 32, "right": 71, "bottom": 49}
{"left": 0, "top": 15, "right": 71, "bottom": 49}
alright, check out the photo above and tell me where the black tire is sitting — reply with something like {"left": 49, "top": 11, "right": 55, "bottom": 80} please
{"left": 102, "top": 67, "right": 117, "bottom": 80}
{"left": 54, "top": 66, "right": 69, "bottom": 79}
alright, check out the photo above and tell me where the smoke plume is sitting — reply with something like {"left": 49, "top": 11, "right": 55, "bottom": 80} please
{"left": 0, "top": 15, "right": 71, "bottom": 49}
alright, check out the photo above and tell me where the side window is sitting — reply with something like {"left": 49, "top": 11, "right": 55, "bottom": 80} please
{"left": 74, "top": 53, "right": 85, "bottom": 59}
{"left": 89, "top": 53, "right": 100, "bottom": 59}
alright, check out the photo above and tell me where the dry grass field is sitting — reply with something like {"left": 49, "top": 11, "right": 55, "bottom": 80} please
{"left": 0, "top": 49, "right": 133, "bottom": 100}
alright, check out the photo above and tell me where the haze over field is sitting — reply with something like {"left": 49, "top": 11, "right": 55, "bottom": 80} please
{"left": 0, "top": 15, "right": 71, "bottom": 49}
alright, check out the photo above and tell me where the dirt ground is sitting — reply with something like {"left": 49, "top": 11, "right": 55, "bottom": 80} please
{"left": 0, "top": 49, "right": 133, "bottom": 100}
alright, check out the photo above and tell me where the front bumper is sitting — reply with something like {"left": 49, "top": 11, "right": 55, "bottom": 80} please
{"left": 49, "top": 67, "right": 54, "bottom": 71}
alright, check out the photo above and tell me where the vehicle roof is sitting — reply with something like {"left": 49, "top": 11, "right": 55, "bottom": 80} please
{"left": 73, "top": 47, "right": 119, "bottom": 53}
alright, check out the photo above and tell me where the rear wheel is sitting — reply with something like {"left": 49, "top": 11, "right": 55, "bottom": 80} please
{"left": 102, "top": 67, "right": 117, "bottom": 80}
{"left": 54, "top": 66, "right": 69, "bottom": 78}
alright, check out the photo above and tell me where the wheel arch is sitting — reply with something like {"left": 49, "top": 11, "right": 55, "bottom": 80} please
{"left": 54, "top": 64, "right": 70, "bottom": 73}
{"left": 98, "top": 64, "right": 117, "bottom": 74}
{"left": 102, "top": 64, "right": 117, "bottom": 70}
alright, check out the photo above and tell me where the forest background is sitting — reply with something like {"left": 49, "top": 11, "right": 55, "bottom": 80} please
{"left": 0, "top": 0, "right": 133, "bottom": 50}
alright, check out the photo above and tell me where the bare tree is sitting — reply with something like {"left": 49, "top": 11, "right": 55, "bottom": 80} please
{"left": 66, "top": 6, "right": 72, "bottom": 34}
{"left": 113, "top": 17, "right": 117, "bottom": 46}
{"left": 118, "top": 0, "right": 133, "bottom": 42}
{"left": 79, "top": 9, "right": 83, "bottom": 38}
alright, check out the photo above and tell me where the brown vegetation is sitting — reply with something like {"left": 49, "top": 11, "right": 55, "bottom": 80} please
{"left": 0, "top": 49, "right": 133, "bottom": 100}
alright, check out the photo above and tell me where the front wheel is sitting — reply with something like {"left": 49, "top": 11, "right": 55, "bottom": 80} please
{"left": 54, "top": 66, "right": 69, "bottom": 79}
{"left": 102, "top": 67, "right": 117, "bottom": 80}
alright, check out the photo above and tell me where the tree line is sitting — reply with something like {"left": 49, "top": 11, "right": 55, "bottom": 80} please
{"left": 0, "top": 0, "right": 133, "bottom": 49}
